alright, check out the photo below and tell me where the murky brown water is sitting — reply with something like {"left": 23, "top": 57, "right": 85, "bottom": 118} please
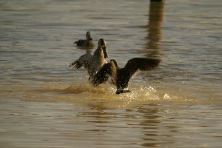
{"left": 0, "top": 0, "right": 222, "bottom": 147}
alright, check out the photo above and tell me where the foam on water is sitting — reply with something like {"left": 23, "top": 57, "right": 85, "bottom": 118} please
{"left": 10, "top": 80, "right": 195, "bottom": 109}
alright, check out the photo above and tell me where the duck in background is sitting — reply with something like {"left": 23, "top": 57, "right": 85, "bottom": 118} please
{"left": 74, "top": 31, "right": 95, "bottom": 49}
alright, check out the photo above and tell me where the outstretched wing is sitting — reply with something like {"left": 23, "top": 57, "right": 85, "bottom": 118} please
{"left": 124, "top": 58, "right": 160, "bottom": 77}
{"left": 69, "top": 60, "right": 82, "bottom": 70}
{"left": 91, "top": 63, "right": 112, "bottom": 86}
{"left": 69, "top": 53, "right": 92, "bottom": 70}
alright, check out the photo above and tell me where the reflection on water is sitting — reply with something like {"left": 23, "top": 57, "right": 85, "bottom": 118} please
{"left": 0, "top": 0, "right": 222, "bottom": 147}
{"left": 138, "top": 105, "right": 161, "bottom": 147}
{"left": 145, "top": 0, "right": 164, "bottom": 58}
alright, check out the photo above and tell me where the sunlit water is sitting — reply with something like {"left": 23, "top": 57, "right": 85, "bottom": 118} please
{"left": 0, "top": 0, "right": 222, "bottom": 147}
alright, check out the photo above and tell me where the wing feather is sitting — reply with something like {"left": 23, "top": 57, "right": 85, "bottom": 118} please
{"left": 124, "top": 58, "right": 160, "bottom": 76}
{"left": 91, "top": 63, "right": 112, "bottom": 86}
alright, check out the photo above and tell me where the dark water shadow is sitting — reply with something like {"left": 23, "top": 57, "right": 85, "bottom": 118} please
{"left": 137, "top": 104, "right": 161, "bottom": 147}
{"left": 137, "top": 103, "right": 178, "bottom": 147}
{"left": 145, "top": 0, "right": 164, "bottom": 58}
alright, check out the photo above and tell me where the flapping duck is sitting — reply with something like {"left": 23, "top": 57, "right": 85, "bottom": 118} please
{"left": 91, "top": 57, "right": 160, "bottom": 94}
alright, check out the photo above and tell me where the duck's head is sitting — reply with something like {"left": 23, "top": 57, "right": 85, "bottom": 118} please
{"left": 86, "top": 31, "right": 92, "bottom": 40}
{"left": 98, "top": 38, "right": 106, "bottom": 48}
{"left": 116, "top": 87, "right": 131, "bottom": 94}
{"left": 115, "top": 68, "right": 131, "bottom": 94}
{"left": 116, "top": 77, "right": 131, "bottom": 94}
{"left": 98, "top": 38, "right": 108, "bottom": 58}
{"left": 116, "top": 82, "right": 130, "bottom": 94}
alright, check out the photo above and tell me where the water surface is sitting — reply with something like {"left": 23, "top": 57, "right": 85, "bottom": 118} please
{"left": 0, "top": 0, "right": 222, "bottom": 147}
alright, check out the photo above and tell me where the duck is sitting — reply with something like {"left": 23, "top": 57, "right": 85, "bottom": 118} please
{"left": 69, "top": 38, "right": 108, "bottom": 78}
{"left": 91, "top": 57, "right": 161, "bottom": 94}
{"left": 74, "top": 31, "right": 94, "bottom": 49}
